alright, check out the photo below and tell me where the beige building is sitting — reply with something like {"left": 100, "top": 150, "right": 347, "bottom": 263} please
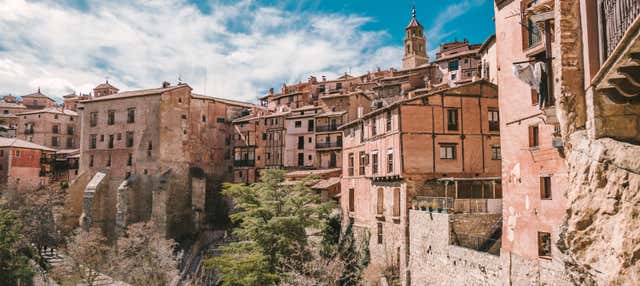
{"left": 16, "top": 107, "right": 79, "bottom": 150}
{"left": 75, "top": 81, "right": 256, "bottom": 239}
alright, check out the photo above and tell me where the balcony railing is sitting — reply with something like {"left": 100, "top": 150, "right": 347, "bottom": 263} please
{"left": 599, "top": 0, "right": 640, "bottom": 60}
{"left": 233, "top": 159, "right": 255, "bottom": 167}
{"left": 412, "top": 197, "right": 502, "bottom": 214}
{"left": 316, "top": 125, "right": 339, "bottom": 132}
{"left": 413, "top": 197, "right": 454, "bottom": 212}
{"left": 316, "top": 141, "right": 342, "bottom": 149}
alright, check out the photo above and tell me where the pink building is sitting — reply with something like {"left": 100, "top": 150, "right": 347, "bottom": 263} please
{"left": 340, "top": 80, "right": 501, "bottom": 284}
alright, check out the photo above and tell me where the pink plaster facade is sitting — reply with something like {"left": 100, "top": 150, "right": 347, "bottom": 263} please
{"left": 340, "top": 80, "right": 501, "bottom": 284}
{"left": 16, "top": 108, "right": 80, "bottom": 150}
{"left": 494, "top": 0, "right": 570, "bottom": 283}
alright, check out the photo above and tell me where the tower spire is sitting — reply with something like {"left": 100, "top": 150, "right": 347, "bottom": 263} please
{"left": 412, "top": 4, "right": 416, "bottom": 19}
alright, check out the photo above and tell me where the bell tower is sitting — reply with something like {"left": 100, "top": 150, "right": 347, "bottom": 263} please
{"left": 402, "top": 6, "right": 428, "bottom": 69}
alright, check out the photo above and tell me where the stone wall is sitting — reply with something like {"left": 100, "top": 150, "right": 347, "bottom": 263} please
{"left": 408, "top": 210, "right": 502, "bottom": 286}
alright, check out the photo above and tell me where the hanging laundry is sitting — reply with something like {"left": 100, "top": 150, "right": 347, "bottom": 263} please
{"left": 534, "top": 61, "right": 549, "bottom": 108}
{"left": 512, "top": 63, "right": 538, "bottom": 91}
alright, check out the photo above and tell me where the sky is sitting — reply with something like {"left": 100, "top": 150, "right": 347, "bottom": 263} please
{"left": 0, "top": 0, "right": 495, "bottom": 103}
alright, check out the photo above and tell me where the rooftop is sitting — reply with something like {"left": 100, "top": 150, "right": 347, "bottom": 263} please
{"left": 81, "top": 84, "right": 191, "bottom": 103}
{"left": 0, "top": 137, "right": 56, "bottom": 151}
{"left": 17, "top": 107, "right": 78, "bottom": 116}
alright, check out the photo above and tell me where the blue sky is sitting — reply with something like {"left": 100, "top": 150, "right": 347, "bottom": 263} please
{"left": 0, "top": 0, "right": 495, "bottom": 102}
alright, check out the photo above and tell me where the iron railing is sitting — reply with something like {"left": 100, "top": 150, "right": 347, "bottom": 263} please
{"left": 316, "top": 125, "right": 339, "bottom": 132}
{"left": 599, "top": 0, "right": 640, "bottom": 59}
{"left": 316, "top": 141, "right": 342, "bottom": 149}
{"left": 233, "top": 160, "right": 255, "bottom": 167}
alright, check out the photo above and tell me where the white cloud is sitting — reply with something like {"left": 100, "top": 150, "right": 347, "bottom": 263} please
{"left": 426, "top": 0, "right": 486, "bottom": 47}
{"left": 0, "top": 0, "right": 402, "bottom": 102}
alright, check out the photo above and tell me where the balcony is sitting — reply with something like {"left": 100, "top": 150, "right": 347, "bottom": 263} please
{"left": 411, "top": 196, "right": 502, "bottom": 214}
{"left": 24, "top": 129, "right": 34, "bottom": 135}
{"left": 233, "top": 159, "right": 255, "bottom": 167}
{"left": 316, "top": 141, "right": 342, "bottom": 149}
{"left": 599, "top": 0, "right": 640, "bottom": 61}
{"left": 316, "top": 124, "right": 339, "bottom": 132}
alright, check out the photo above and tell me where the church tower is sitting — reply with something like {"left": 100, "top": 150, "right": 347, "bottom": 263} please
{"left": 402, "top": 6, "right": 429, "bottom": 69}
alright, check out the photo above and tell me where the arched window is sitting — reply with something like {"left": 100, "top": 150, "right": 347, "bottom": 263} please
{"left": 377, "top": 188, "right": 384, "bottom": 215}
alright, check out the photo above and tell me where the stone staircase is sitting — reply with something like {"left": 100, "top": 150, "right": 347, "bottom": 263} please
{"left": 40, "top": 248, "right": 130, "bottom": 286}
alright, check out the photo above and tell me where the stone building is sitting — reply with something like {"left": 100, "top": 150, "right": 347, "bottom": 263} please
{"left": 479, "top": 34, "right": 498, "bottom": 84}
{"left": 339, "top": 80, "right": 501, "bottom": 284}
{"left": 284, "top": 105, "right": 321, "bottom": 168}
{"left": 496, "top": 0, "right": 640, "bottom": 284}
{"left": 0, "top": 137, "right": 55, "bottom": 193}
{"left": 75, "top": 81, "right": 256, "bottom": 239}
{"left": 0, "top": 99, "right": 27, "bottom": 130}
{"left": 62, "top": 92, "right": 90, "bottom": 111}
{"left": 433, "top": 39, "right": 484, "bottom": 86}
{"left": 21, "top": 89, "right": 57, "bottom": 109}
{"left": 16, "top": 107, "right": 80, "bottom": 150}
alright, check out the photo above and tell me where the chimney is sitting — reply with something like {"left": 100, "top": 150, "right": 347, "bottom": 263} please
{"left": 322, "top": 75, "right": 326, "bottom": 82}
{"left": 269, "top": 87, "right": 274, "bottom": 95}
{"left": 162, "top": 81, "right": 170, "bottom": 88}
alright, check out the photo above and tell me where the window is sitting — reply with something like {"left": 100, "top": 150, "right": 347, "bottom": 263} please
{"left": 359, "top": 124, "right": 364, "bottom": 142}
{"left": 107, "top": 110, "right": 115, "bottom": 125}
{"left": 127, "top": 108, "right": 135, "bottom": 123}
{"left": 440, "top": 144, "right": 456, "bottom": 160}
{"left": 217, "top": 118, "right": 225, "bottom": 123}
{"left": 147, "top": 141, "right": 152, "bottom": 157}
{"left": 359, "top": 151, "right": 366, "bottom": 175}
{"left": 89, "top": 134, "right": 97, "bottom": 149}
{"left": 448, "top": 60, "right": 459, "bottom": 71}
{"left": 67, "top": 126, "right": 74, "bottom": 135}
{"left": 298, "top": 136, "right": 304, "bottom": 149}
{"left": 348, "top": 153, "right": 354, "bottom": 176}
{"left": 66, "top": 137, "right": 73, "bottom": 148}
{"left": 393, "top": 188, "right": 400, "bottom": 217}
{"left": 262, "top": 133, "right": 267, "bottom": 140}
{"left": 308, "top": 154, "right": 312, "bottom": 161}
{"left": 372, "top": 118, "right": 377, "bottom": 136}
{"left": 15, "top": 150, "right": 20, "bottom": 157}
{"left": 488, "top": 110, "right": 500, "bottom": 131}
{"left": 386, "top": 111, "right": 392, "bottom": 132}
{"left": 0, "top": 150, "right": 3, "bottom": 156}
{"left": 538, "top": 232, "right": 552, "bottom": 257}
{"left": 106, "top": 154, "right": 111, "bottom": 167}
{"left": 540, "top": 176, "right": 552, "bottom": 199}
{"left": 126, "top": 132, "right": 134, "bottom": 147}
{"left": 100, "top": 134, "right": 104, "bottom": 142}
{"left": 108, "top": 135, "right": 114, "bottom": 149}
{"left": 348, "top": 188, "right": 355, "bottom": 212}
{"left": 447, "top": 109, "right": 458, "bottom": 131}
{"left": 451, "top": 73, "right": 457, "bottom": 81}
{"left": 308, "top": 137, "right": 312, "bottom": 143}
{"left": 127, "top": 153, "right": 132, "bottom": 166}
{"left": 377, "top": 188, "right": 384, "bottom": 215}
{"left": 372, "top": 152, "right": 379, "bottom": 175}
{"left": 387, "top": 150, "right": 394, "bottom": 174}
{"left": 201, "top": 115, "right": 206, "bottom": 123}
{"left": 298, "top": 153, "right": 304, "bottom": 166}
{"left": 89, "top": 155, "right": 94, "bottom": 167}
{"left": 54, "top": 114, "right": 59, "bottom": 119}
{"left": 529, "top": 125, "right": 539, "bottom": 147}
{"left": 526, "top": 1, "right": 542, "bottom": 48}
{"left": 295, "top": 121, "right": 302, "bottom": 128}
{"left": 52, "top": 125, "right": 59, "bottom": 134}
{"left": 377, "top": 223, "right": 383, "bottom": 244}
{"left": 308, "top": 120, "right": 314, "bottom": 132}
{"left": 491, "top": 145, "right": 501, "bottom": 160}
{"left": 52, "top": 137, "right": 59, "bottom": 146}
{"left": 336, "top": 82, "right": 342, "bottom": 90}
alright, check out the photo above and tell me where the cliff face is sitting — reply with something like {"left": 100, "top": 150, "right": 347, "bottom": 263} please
{"left": 551, "top": 1, "right": 640, "bottom": 283}
{"left": 559, "top": 132, "right": 640, "bottom": 285}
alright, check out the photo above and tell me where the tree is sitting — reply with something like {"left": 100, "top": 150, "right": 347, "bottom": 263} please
{"left": 52, "top": 228, "right": 113, "bottom": 286}
{"left": 111, "top": 222, "right": 180, "bottom": 286}
{"left": 0, "top": 205, "right": 35, "bottom": 286}
{"left": 336, "top": 219, "right": 370, "bottom": 286}
{"left": 11, "top": 188, "right": 63, "bottom": 254}
{"left": 206, "top": 169, "right": 331, "bottom": 285}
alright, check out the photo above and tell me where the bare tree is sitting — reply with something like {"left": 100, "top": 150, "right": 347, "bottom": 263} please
{"left": 111, "top": 222, "right": 180, "bottom": 286}
{"left": 51, "top": 228, "right": 113, "bottom": 286}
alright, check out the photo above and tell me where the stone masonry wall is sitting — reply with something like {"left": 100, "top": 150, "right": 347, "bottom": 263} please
{"left": 408, "top": 210, "right": 502, "bottom": 286}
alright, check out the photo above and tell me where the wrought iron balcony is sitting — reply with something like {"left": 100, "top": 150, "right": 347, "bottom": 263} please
{"left": 316, "top": 124, "right": 339, "bottom": 132}
{"left": 316, "top": 141, "right": 342, "bottom": 149}
{"left": 233, "top": 159, "right": 255, "bottom": 167}
{"left": 599, "top": 0, "right": 640, "bottom": 60}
